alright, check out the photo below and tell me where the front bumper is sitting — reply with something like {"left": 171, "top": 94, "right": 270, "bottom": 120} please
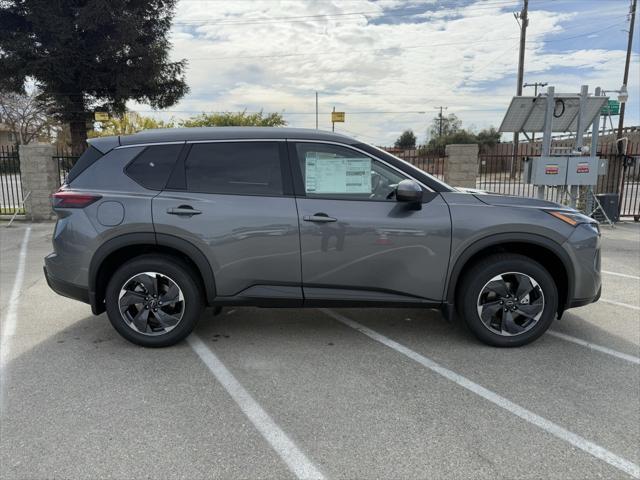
{"left": 567, "top": 285, "right": 602, "bottom": 309}
{"left": 43, "top": 265, "right": 90, "bottom": 305}
{"left": 563, "top": 223, "right": 602, "bottom": 310}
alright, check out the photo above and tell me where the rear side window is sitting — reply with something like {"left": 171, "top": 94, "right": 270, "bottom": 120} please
{"left": 185, "top": 142, "right": 283, "bottom": 195}
{"left": 66, "top": 146, "right": 103, "bottom": 183}
{"left": 125, "top": 144, "right": 183, "bottom": 190}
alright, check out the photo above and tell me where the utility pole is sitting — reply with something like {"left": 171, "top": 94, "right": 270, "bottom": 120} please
{"left": 512, "top": 0, "right": 529, "bottom": 174}
{"left": 617, "top": 0, "right": 637, "bottom": 152}
{"left": 435, "top": 106, "right": 447, "bottom": 139}
{"left": 315, "top": 92, "right": 318, "bottom": 130}
{"left": 523, "top": 81, "right": 547, "bottom": 142}
{"left": 332, "top": 106, "right": 335, "bottom": 132}
{"left": 523, "top": 81, "right": 547, "bottom": 97}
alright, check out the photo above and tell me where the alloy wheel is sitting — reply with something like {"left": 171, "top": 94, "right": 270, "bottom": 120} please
{"left": 118, "top": 272, "right": 185, "bottom": 336}
{"left": 476, "top": 272, "right": 545, "bottom": 337}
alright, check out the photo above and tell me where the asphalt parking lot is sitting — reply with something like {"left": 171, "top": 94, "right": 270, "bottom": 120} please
{"left": 1, "top": 221, "right": 639, "bottom": 479}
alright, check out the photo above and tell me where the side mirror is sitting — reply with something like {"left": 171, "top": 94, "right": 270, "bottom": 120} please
{"left": 395, "top": 179, "right": 423, "bottom": 204}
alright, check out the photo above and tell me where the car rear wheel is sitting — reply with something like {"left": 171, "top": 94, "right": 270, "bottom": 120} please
{"left": 105, "top": 254, "right": 204, "bottom": 347}
{"left": 457, "top": 253, "right": 558, "bottom": 347}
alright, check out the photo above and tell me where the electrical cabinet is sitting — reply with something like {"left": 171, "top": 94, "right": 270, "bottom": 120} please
{"left": 523, "top": 156, "right": 605, "bottom": 186}
{"left": 523, "top": 156, "right": 568, "bottom": 186}
{"left": 566, "top": 157, "right": 601, "bottom": 185}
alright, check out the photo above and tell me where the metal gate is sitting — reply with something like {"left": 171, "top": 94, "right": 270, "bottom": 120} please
{"left": 478, "top": 142, "right": 640, "bottom": 220}
{"left": 596, "top": 142, "right": 640, "bottom": 220}
{"left": 0, "top": 145, "right": 23, "bottom": 215}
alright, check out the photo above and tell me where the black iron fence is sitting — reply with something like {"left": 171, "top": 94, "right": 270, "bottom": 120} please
{"left": 54, "top": 148, "right": 80, "bottom": 187}
{"left": 382, "top": 147, "right": 446, "bottom": 181}
{"left": 477, "top": 142, "right": 640, "bottom": 219}
{"left": 477, "top": 143, "right": 564, "bottom": 203}
{"left": 0, "top": 145, "right": 24, "bottom": 215}
{"left": 608, "top": 142, "right": 640, "bottom": 219}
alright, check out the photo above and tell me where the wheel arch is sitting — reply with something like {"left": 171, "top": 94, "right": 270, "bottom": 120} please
{"left": 445, "top": 233, "right": 574, "bottom": 314}
{"left": 89, "top": 233, "right": 216, "bottom": 314}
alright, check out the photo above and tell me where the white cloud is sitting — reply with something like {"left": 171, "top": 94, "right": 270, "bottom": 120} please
{"left": 129, "top": 0, "right": 639, "bottom": 146}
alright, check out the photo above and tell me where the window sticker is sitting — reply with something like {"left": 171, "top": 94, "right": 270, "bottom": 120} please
{"left": 305, "top": 153, "right": 371, "bottom": 194}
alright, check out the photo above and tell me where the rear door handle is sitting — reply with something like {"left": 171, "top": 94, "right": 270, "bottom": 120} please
{"left": 167, "top": 205, "right": 202, "bottom": 216}
{"left": 303, "top": 213, "right": 337, "bottom": 223}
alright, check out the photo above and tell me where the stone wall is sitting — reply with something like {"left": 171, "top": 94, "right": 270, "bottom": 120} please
{"left": 444, "top": 144, "right": 479, "bottom": 189}
{"left": 19, "top": 143, "right": 58, "bottom": 221}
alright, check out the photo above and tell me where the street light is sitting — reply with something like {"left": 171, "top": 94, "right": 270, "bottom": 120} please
{"left": 618, "top": 85, "right": 629, "bottom": 103}
{"left": 603, "top": 85, "right": 629, "bottom": 103}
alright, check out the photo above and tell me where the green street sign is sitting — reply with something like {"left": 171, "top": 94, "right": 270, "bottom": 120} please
{"left": 601, "top": 99, "right": 620, "bottom": 116}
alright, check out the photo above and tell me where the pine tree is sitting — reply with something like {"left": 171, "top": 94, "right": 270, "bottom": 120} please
{"left": 0, "top": 0, "right": 188, "bottom": 153}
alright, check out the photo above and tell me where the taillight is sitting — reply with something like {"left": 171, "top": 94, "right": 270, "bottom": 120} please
{"left": 51, "top": 190, "right": 102, "bottom": 208}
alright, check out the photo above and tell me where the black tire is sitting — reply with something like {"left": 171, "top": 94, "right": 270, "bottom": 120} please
{"left": 457, "top": 253, "right": 558, "bottom": 347}
{"left": 105, "top": 254, "right": 204, "bottom": 347}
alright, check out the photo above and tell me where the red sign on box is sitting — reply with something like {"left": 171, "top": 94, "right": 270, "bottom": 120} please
{"left": 545, "top": 164, "right": 559, "bottom": 175}
{"left": 576, "top": 162, "right": 590, "bottom": 174}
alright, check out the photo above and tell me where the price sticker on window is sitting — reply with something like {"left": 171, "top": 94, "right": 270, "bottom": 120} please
{"left": 305, "top": 154, "right": 371, "bottom": 194}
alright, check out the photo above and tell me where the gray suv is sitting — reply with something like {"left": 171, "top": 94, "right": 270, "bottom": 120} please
{"left": 44, "top": 127, "right": 601, "bottom": 348}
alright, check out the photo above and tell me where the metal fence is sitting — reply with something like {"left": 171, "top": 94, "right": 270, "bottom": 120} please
{"left": 477, "top": 142, "right": 640, "bottom": 219}
{"left": 54, "top": 148, "right": 80, "bottom": 187}
{"left": 0, "top": 145, "right": 24, "bottom": 215}
{"left": 608, "top": 142, "right": 640, "bottom": 219}
{"left": 477, "top": 143, "right": 565, "bottom": 203}
{"left": 382, "top": 147, "right": 446, "bottom": 181}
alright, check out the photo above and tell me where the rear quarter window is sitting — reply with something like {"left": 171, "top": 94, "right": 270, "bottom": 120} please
{"left": 66, "top": 146, "right": 103, "bottom": 183}
{"left": 125, "top": 144, "right": 184, "bottom": 190}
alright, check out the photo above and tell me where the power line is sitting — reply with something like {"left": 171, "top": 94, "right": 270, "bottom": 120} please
{"left": 173, "top": 2, "right": 523, "bottom": 26}
{"left": 179, "top": 19, "right": 629, "bottom": 62}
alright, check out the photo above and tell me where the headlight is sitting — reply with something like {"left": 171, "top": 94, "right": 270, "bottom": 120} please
{"left": 546, "top": 210, "right": 598, "bottom": 228}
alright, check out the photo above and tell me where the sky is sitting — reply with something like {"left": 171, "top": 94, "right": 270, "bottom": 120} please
{"left": 131, "top": 0, "right": 640, "bottom": 146}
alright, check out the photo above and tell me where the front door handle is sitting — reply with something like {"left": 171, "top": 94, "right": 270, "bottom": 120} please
{"left": 167, "top": 205, "right": 202, "bottom": 216}
{"left": 303, "top": 213, "right": 337, "bottom": 223}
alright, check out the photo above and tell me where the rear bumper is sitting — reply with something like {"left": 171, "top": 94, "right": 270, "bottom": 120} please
{"left": 43, "top": 266, "right": 90, "bottom": 305}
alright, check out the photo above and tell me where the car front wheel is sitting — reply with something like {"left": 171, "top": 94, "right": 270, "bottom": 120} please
{"left": 457, "top": 253, "right": 558, "bottom": 347}
{"left": 105, "top": 254, "right": 204, "bottom": 347}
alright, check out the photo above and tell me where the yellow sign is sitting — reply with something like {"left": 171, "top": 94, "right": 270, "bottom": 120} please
{"left": 331, "top": 111, "right": 345, "bottom": 123}
{"left": 94, "top": 112, "right": 109, "bottom": 121}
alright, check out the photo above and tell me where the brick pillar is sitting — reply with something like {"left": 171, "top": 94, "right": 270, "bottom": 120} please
{"left": 444, "top": 144, "right": 479, "bottom": 189}
{"left": 19, "top": 143, "right": 58, "bottom": 221}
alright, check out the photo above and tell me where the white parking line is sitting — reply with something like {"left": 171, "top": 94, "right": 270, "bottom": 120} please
{"left": 0, "top": 227, "right": 31, "bottom": 414}
{"left": 321, "top": 309, "right": 640, "bottom": 480}
{"left": 188, "top": 335, "right": 325, "bottom": 480}
{"left": 600, "top": 299, "right": 640, "bottom": 311}
{"left": 612, "top": 224, "right": 640, "bottom": 233}
{"left": 602, "top": 270, "right": 640, "bottom": 280}
{"left": 548, "top": 331, "right": 640, "bottom": 365}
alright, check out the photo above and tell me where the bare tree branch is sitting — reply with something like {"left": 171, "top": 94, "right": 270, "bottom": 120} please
{"left": 0, "top": 90, "right": 55, "bottom": 144}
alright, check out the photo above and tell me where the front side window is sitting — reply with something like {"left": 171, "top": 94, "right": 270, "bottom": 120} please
{"left": 185, "top": 142, "right": 283, "bottom": 195}
{"left": 296, "top": 143, "right": 407, "bottom": 200}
